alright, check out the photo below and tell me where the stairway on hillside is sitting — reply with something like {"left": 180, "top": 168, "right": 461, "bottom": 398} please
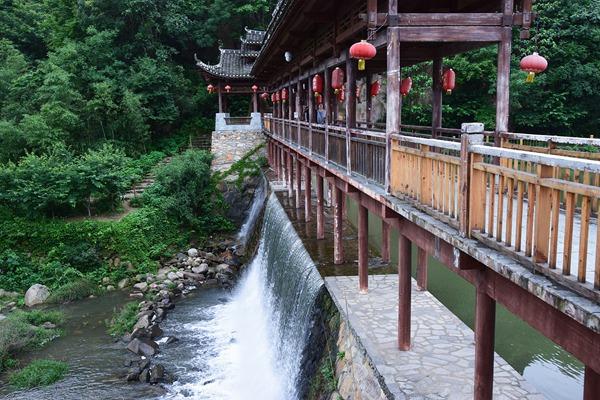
{"left": 189, "top": 133, "right": 212, "bottom": 150}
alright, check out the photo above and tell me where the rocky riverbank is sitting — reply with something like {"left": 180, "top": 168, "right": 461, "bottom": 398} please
{"left": 118, "top": 240, "right": 243, "bottom": 384}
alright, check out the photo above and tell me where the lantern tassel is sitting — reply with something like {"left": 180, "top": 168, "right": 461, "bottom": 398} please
{"left": 358, "top": 59, "right": 365, "bottom": 71}
{"left": 526, "top": 72, "right": 535, "bottom": 83}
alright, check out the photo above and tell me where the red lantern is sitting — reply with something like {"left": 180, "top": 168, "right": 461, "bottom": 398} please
{"left": 370, "top": 80, "right": 380, "bottom": 97}
{"left": 251, "top": 84, "right": 258, "bottom": 93}
{"left": 520, "top": 52, "right": 548, "bottom": 83}
{"left": 271, "top": 93, "right": 276, "bottom": 103}
{"left": 261, "top": 92, "right": 269, "bottom": 100}
{"left": 207, "top": 84, "right": 215, "bottom": 93}
{"left": 442, "top": 69, "right": 455, "bottom": 95}
{"left": 224, "top": 84, "right": 232, "bottom": 93}
{"left": 275, "top": 91, "right": 280, "bottom": 103}
{"left": 349, "top": 40, "right": 376, "bottom": 71}
{"left": 331, "top": 67, "right": 345, "bottom": 94}
{"left": 312, "top": 74, "right": 323, "bottom": 97}
{"left": 281, "top": 88, "right": 288, "bottom": 103}
{"left": 337, "top": 85, "right": 345, "bottom": 102}
{"left": 400, "top": 77, "right": 412, "bottom": 97}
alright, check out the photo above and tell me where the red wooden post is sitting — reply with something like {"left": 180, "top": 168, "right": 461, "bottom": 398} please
{"left": 295, "top": 157, "right": 302, "bottom": 209}
{"left": 304, "top": 164, "right": 312, "bottom": 221}
{"left": 398, "top": 232, "right": 412, "bottom": 350}
{"left": 358, "top": 197, "right": 369, "bottom": 293}
{"left": 416, "top": 247, "right": 428, "bottom": 291}
{"left": 316, "top": 174, "right": 325, "bottom": 239}
{"left": 218, "top": 83, "right": 223, "bottom": 113}
{"left": 381, "top": 221, "right": 390, "bottom": 263}
{"left": 365, "top": 73, "right": 372, "bottom": 128}
{"left": 287, "top": 151, "right": 293, "bottom": 198}
{"left": 333, "top": 183, "right": 344, "bottom": 264}
{"left": 474, "top": 276, "right": 496, "bottom": 400}
{"left": 584, "top": 366, "right": 600, "bottom": 400}
{"left": 495, "top": 24, "right": 512, "bottom": 146}
{"left": 323, "top": 66, "right": 330, "bottom": 162}
{"left": 345, "top": 57, "right": 356, "bottom": 173}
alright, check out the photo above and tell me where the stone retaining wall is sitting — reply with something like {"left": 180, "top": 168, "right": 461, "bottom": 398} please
{"left": 210, "top": 130, "right": 265, "bottom": 172}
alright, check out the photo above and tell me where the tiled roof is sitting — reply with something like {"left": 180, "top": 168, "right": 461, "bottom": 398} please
{"left": 196, "top": 28, "right": 265, "bottom": 80}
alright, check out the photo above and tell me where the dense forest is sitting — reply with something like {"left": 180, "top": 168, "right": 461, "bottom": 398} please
{"left": 0, "top": 0, "right": 597, "bottom": 294}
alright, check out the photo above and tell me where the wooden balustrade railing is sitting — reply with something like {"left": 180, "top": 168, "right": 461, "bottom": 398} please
{"left": 263, "top": 116, "right": 600, "bottom": 298}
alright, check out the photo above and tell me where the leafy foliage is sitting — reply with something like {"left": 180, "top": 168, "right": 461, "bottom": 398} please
{"left": 107, "top": 302, "right": 139, "bottom": 337}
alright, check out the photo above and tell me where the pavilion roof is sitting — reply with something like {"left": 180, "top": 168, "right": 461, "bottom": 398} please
{"left": 196, "top": 27, "right": 265, "bottom": 81}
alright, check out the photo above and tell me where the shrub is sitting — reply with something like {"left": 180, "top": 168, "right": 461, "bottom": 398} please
{"left": 10, "top": 310, "right": 64, "bottom": 326}
{"left": 48, "top": 279, "right": 99, "bottom": 303}
{"left": 9, "top": 359, "right": 68, "bottom": 388}
{"left": 107, "top": 302, "right": 139, "bottom": 336}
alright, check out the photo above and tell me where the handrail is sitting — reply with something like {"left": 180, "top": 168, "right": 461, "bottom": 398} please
{"left": 500, "top": 132, "right": 600, "bottom": 147}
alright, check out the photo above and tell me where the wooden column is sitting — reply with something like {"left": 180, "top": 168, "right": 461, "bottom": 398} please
{"left": 287, "top": 151, "right": 293, "bottom": 198}
{"left": 358, "top": 197, "right": 368, "bottom": 292}
{"left": 584, "top": 366, "right": 600, "bottom": 400}
{"left": 218, "top": 84, "right": 223, "bottom": 113}
{"left": 365, "top": 73, "right": 372, "bottom": 128}
{"left": 295, "top": 157, "right": 302, "bottom": 209}
{"left": 345, "top": 57, "right": 356, "bottom": 173}
{"left": 381, "top": 221, "right": 390, "bottom": 263}
{"left": 432, "top": 58, "right": 443, "bottom": 138}
{"left": 474, "top": 275, "right": 496, "bottom": 400}
{"left": 416, "top": 247, "right": 428, "bottom": 291}
{"left": 398, "top": 232, "right": 411, "bottom": 351}
{"left": 297, "top": 74, "right": 302, "bottom": 144}
{"left": 333, "top": 183, "right": 344, "bottom": 264}
{"left": 495, "top": 25, "right": 512, "bottom": 146}
{"left": 304, "top": 164, "right": 312, "bottom": 221}
{"left": 386, "top": 27, "right": 401, "bottom": 192}
{"left": 253, "top": 91, "right": 258, "bottom": 113}
{"left": 316, "top": 174, "right": 325, "bottom": 239}
{"left": 324, "top": 67, "right": 330, "bottom": 162}
{"left": 308, "top": 76, "right": 314, "bottom": 154}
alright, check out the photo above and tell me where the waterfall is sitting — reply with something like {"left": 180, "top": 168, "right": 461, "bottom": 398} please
{"left": 163, "top": 192, "right": 324, "bottom": 400}
{"left": 236, "top": 174, "right": 267, "bottom": 245}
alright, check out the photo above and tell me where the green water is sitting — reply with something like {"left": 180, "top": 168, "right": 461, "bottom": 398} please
{"left": 344, "top": 197, "right": 584, "bottom": 400}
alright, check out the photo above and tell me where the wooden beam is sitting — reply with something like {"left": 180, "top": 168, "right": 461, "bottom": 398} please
{"left": 358, "top": 198, "right": 369, "bottom": 293}
{"left": 316, "top": 174, "right": 325, "bottom": 239}
{"left": 431, "top": 58, "right": 443, "bottom": 138}
{"left": 332, "top": 183, "right": 344, "bottom": 264}
{"left": 396, "top": 26, "right": 503, "bottom": 42}
{"left": 474, "top": 272, "right": 496, "bottom": 400}
{"left": 381, "top": 221, "right": 390, "bottom": 263}
{"left": 386, "top": 27, "right": 401, "bottom": 192}
{"left": 398, "top": 232, "right": 412, "bottom": 350}
{"left": 345, "top": 57, "right": 356, "bottom": 173}
{"left": 417, "top": 247, "right": 428, "bottom": 291}
{"left": 304, "top": 164, "right": 312, "bottom": 221}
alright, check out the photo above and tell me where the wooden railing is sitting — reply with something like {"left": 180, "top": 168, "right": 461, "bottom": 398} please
{"left": 264, "top": 116, "right": 600, "bottom": 300}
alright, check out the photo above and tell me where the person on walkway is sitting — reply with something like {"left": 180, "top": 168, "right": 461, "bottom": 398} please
{"left": 316, "top": 104, "right": 326, "bottom": 124}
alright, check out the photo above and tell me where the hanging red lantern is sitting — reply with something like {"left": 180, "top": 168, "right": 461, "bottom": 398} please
{"left": 261, "top": 92, "right": 269, "bottom": 100}
{"left": 442, "top": 69, "right": 455, "bottom": 95}
{"left": 312, "top": 74, "right": 323, "bottom": 98}
{"left": 370, "top": 80, "right": 380, "bottom": 97}
{"left": 520, "top": 52, "right": 548, "bottom": 83}
{"left": 281, "top": 88, "right": 288, "bottom": 103}
{"left": 337, "top": 85, "right": 345, "bottom": 102}
{"left": 275, "top": 91, "right": 280, "bottom": 103}
{"left": 349, "top": 40, "right": 376, "bottom": 71}
{"left": 251, "top": 84, "right": 258, "bottom": 93}
{"left": 400, "top": 77, "right": 413, "bottom": 97}
{"left": 224, "top": 84, "right": 232, "bottom": 93}
{"left": 331, "top": 67, "right": 345, "bottom": 94}
{"left": 207, "top": 84, "right": 215, "bottom": 93}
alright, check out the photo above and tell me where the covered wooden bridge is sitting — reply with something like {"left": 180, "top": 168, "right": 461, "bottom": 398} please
{"left": 203, "top": 0, "right": 600, "bottom": 398}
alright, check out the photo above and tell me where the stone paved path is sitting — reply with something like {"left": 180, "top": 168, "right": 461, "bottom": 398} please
{"left": 326, "top": 275, "right": 544, "bottom": 400}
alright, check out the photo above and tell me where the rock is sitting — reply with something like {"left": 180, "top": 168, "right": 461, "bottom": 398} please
{"left": 165, "top": 336, "right": 179, "bottom": 344}
{"left": 133, "top": 282, "right": 148, "bottom": 292}
{"left": 166, "top": 272, "right": 179, "bottom": 281}
{"left": 187, "top": 248, "right": 199, "bottom": 257}
{"left": 138, "top": 368, "right": 150, "bottom": 383}
{"left": 41, "top": 321, "right": 56, "bottom": 329}
{"left": 147, "top": 324, "right": 163, "bottom": 339}
{"left": 125, "top": 368, "right": 140, "bottom": 381}
{"left": 176, "top": 252, "right": 187, "bottom": 261}
{"left": 176, "top": 271, "right": 185, "bottom": 279}
{"left": 216, "top": 263, "right": 230, "bottom": 272}
{"left": 133, "top": 314, "right": 151, "bottom": 331}
{"left": 24, "top": 284, "right": 50, "bottom": 307}
{"left": 0, "top": 314, "right": 6, "bottom": 322}
{"left": 129, "top": 292, "right": 144, "bottom": 299}
{"left": 155, "top": 308, "right": 166, "bottom": 322}
{"left": 106, "top": 285, "right": 115, "bottom": 291}
{"left": 139, "top": 358, "right": 151, "bottom": 371}
{"left": 127, "top": 338, "right": 159, "bottom": 357}
{"left": 0, "top": 290, "right": 19, "bottom": 298}
{"left": 192, "top": 263, "right": 209, "bottom": 274}
{"left": 149, "top": 364, "right": 165, "bottom": 384}
{"left": 102, "top": 277, "right": 111, "bottom": 285}
{"left": 126, "top": 261, "right": 134, "bottom": 272}
{"left": 183, "top": 271, "right": 204, "bottom": 281}
{"left": 117, "top": 278, "right": 130, "bottom": 289}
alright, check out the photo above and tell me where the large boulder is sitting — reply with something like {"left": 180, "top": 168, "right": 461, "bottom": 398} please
{"left": 133, "top": 282, "right": 148, "bottom": 292}
{"left": 187, "top": 248, "right": 199, "bottom": 258}
{"left": 24, "top": 284, "right": 50, "bottom": 307}
{"left": 127, "top": 338, "right": 159, "bottom": 357}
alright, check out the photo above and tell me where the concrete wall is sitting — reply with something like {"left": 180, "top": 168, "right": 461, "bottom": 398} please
{"left": 210, "top": 129, "right": 265, "bottom": 172}
{"left": 215, "top": 112, "right": 262, "bottom": 132}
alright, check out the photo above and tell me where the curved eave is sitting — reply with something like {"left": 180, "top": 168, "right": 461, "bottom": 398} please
{"left": 196, "top": 61, "right": 254, "bottom": 80}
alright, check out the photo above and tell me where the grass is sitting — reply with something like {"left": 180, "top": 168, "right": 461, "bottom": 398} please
{"left": 48, "top": 279, "right": 100, "bottom": 303}
{"left": 107, "top": 302, "right": 139, "bottom": 336}
{"left": 9, "top": 359, "right": 68, "bottom": 388}
{"left": 0, "top": 310, "right": 64, "bottom": 373}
